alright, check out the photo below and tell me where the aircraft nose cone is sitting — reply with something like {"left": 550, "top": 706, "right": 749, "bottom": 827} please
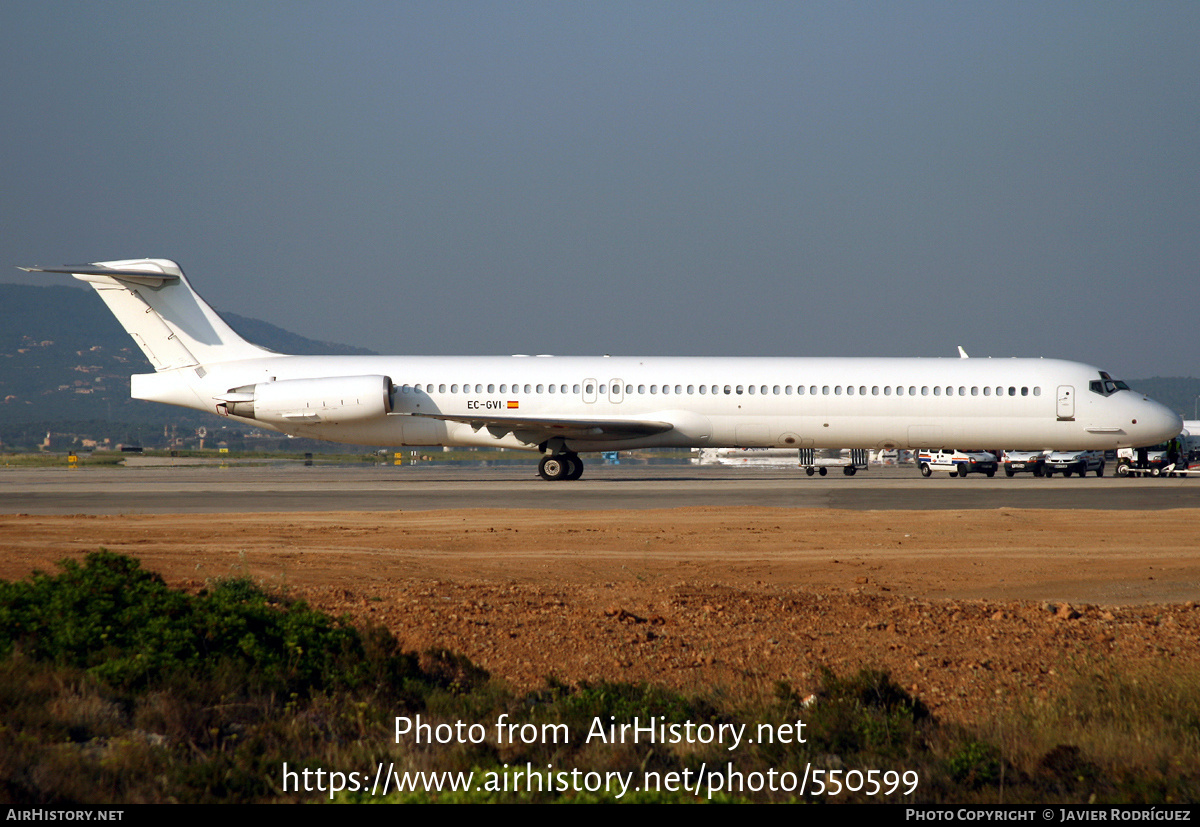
{"left": 1140, "top": 398, "right": 1183, "bottom": 444}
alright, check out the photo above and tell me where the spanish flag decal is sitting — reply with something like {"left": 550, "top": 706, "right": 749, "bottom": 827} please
{"left": 507, "top": 400, "right": 519, "bottom": 409}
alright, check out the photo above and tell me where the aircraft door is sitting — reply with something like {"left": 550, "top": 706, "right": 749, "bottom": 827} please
{"left": 1056, "top": 385, "right": 1075, "bottom": 420}
{"left": 609, "top": 378, "right": 624, "bottom": 404}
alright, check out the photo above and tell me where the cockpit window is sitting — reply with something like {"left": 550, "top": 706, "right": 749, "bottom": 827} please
{"left": 1090, "top": 371, "right": 1131, "bottom": 397}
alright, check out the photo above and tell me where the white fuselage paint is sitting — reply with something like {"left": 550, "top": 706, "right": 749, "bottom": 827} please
{"left": 133, "top": 354, "right": 1182, "bottom": 454}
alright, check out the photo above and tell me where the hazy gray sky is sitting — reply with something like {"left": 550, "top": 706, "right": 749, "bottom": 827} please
{"left": 3, "top": 2, "right": 1197, "bottom": 377}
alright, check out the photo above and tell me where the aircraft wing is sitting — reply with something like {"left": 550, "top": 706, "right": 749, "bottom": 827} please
{"left": 410, "top": 412, "right": 674, "bottom": 442}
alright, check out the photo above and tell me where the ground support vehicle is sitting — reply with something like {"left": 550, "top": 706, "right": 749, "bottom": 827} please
{"left": 1116, "top": 462, "right": 1200, "bottom": 477}
{"left": 916, "top": 449, "right": 998, "bottom": 478}
{"left": 1116, "top": 428, "right": 1199, "bottom": 477}
{"left": 1043, "top": 450, "right": 1105, "bottom": 477}
{"left": 1002, "top": 450, "right": 1047, "bottom": 477}
{"left": 799, "top": 448, "right": 869, "bottom": 476}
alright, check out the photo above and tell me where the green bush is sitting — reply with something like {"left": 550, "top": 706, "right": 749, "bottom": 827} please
{"left": 0, "top": 550, "right": 401, "bottom": 695}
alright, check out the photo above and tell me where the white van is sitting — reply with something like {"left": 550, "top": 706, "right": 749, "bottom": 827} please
{"left": 916, "top": 449, "right": 999, "bottom": 478}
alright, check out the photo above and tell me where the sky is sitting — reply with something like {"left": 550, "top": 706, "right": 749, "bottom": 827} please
{"left": 3, "top": 2, "right": 1198, "bottom": 377}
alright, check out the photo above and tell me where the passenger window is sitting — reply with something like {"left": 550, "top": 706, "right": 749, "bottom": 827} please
{"left": 747, "top": 385, "right": 754, "bottom": 395}
{"left": 451, "top": 384, "right": 459, "bottom": 393}
{"left": 1021, "top": 387, "right": 1028, "bottom": 396}
{"left": 573, "top": 384, "right": 580, "bottom": 393}
{"left": 687, "top": 385, "right": 694, "bottom": 394}
{"left": 872, "top": 386, "right": 879, "bottom": 395}
{"left": 699, "top": 385, "right": 706, "bottom": 394}
{"left": 536, "top": 384, "right": 543, "bottom": 393}
{"left": 650, "top": 385, "right": 658, "bottom": 394}
{"left": 639, "top": 385, "right": 646, "bottom": 394}
{"left": 933, "top": 387, "right": 941, "bottom": 396}
{"left": 822, "top": 386, "right": 830, "bottom": 395}
{"left": 1008, "top": 387, "right": 1016, "bottom": 396}
{"left": 922, "top": 387, "right": 930, "bottom": 396}
{"left": 1033, "top": 387, "right": 1041, "bottom": 396}
{"left": 440, "top": 384, "right": 447, "bottom": 393}
{"left": 548, "top": 384, "right": 555, "bottom": 393}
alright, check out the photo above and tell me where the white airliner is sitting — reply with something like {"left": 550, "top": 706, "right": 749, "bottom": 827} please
{"left": 22, "top": 259, "right": 1182, "bottom": 481}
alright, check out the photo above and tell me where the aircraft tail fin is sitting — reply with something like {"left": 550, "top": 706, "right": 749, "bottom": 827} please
{"left": 20, "top": 258, "right": 280, "bottom": 370}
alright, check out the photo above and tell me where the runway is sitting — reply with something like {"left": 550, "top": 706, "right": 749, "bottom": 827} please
{"left": 3, "top": 461, "right": 1199, "bottom": 514}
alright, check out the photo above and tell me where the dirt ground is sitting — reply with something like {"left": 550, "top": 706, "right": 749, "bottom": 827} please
{"left": 2, "top": 507, "right": 1198, "bottom": 723}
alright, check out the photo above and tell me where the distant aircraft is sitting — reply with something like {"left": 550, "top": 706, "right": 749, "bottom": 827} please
{"left": 22, "top": 259, "right": 1182, "bottom": 480}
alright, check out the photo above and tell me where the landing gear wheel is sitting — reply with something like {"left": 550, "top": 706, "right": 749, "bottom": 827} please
{"left": 805, "top": 467, "right": 815, "bottom": 476}
{"left": 843, "top": 465, "right": 856, "bottom": 476}
{"left": 565, "top": 454, "right": 584, "bottom": 480}
{"left": 1116, "top": 461, "right": 1130, "bottom": 477}
{"left": 538, "top": 456, "right": 569, "bottom": 481}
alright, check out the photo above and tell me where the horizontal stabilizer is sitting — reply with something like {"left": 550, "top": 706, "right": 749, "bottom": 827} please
{"left": 19, "top": 266, "right": 180, "bottom": 287}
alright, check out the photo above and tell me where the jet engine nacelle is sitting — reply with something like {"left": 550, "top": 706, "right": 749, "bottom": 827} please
{"left": 219, "top": 375, "right": 392, "bottom": 425}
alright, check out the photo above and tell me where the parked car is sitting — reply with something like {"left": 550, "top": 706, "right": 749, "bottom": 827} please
{"left": 1002, "top": 450, "right": 1047, "bottom": 477}
{"left": 1043, "top": 450, "right": 1105, "bottom": 477}
{"left": 916, "top": 449, "right": 999, "bottom": 478}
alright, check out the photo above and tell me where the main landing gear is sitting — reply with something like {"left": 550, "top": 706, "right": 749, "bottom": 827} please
{"left": 538, "top": 453, "right": 584, "bottom": 481}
